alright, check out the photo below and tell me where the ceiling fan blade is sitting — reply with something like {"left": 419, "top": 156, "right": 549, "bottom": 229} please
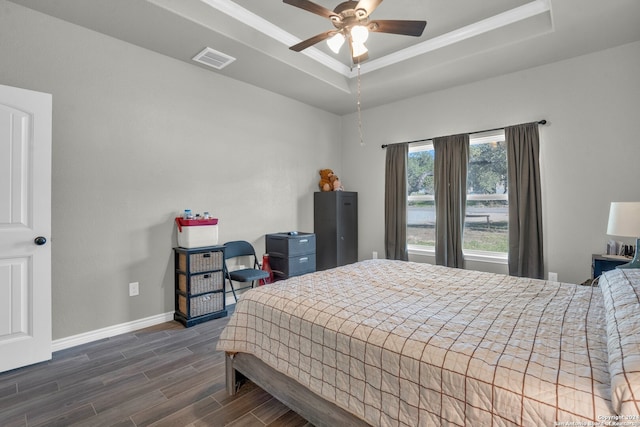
{"left": 289, "top": 30, "right": 337, "bottom": 52}
{"left": 369, "top": 20, "right": 427, "bottom": 37}
{"left": 283, "top": 0, "right": 335, "bottom": 19}
{"left": 355, "top": 0, "right": 383, "bottom": 17}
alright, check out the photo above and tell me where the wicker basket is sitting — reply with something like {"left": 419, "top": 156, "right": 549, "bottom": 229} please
{"left": 178, "top": 293, "right": 223, "bottom": 317}
{"left": 178, "top": 250, "right": 223, "bottom": 273}
{"left": 178, "top": 271, "right": 223, "bottom": 294}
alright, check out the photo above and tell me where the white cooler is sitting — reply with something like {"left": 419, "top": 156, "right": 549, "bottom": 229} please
{"left": 175, "top": 217, "right": 219, "bottom": 248}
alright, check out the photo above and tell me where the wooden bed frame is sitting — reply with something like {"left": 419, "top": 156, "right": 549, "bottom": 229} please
{"left": 225, "top": 352, "right": 370, "bottom": 427}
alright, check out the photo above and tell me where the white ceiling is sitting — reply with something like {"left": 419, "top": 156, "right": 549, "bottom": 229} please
{"left": 8, "top": 0, "right": 640, "bottom": 115}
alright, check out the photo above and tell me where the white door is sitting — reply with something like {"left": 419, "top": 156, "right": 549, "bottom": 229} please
{"left": 0, "top": 84, "right": 52, "bottom": 372}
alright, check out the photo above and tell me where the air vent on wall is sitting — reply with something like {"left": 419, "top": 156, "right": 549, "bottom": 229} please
{"left": 192, "top": 47, "right": 236, "bottom": 70}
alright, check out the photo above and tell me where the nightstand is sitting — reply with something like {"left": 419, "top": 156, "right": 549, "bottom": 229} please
{"left": 592, "top": 254, "right": 629, "bottom": 278}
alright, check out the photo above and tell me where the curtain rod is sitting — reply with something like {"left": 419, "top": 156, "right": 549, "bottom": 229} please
{"left": 380, "top": 120, "right": 547, "bottom": 149}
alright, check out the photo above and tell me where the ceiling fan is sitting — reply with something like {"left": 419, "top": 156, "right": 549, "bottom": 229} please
{"left": 284, "top": 0, "right": 427, "bottom": 63}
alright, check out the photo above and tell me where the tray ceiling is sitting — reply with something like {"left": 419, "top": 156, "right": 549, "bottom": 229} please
{"left": 8, "top": 0, "right": 640, "bottom": 114}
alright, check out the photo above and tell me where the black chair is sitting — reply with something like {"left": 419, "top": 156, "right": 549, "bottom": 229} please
{"left": 223, "top": 240, "right": 269, "bottom": 302}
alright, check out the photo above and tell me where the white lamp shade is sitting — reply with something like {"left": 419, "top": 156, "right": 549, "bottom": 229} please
{"left": 350, "top": 25, "right": 369, "bottom": 44}
{"left": 607, "top": 202, "right": 640, "bottom": 237}
{"left": 351, "top": 41, "right": 368, "bottom": 57}
{"left": 327, "top": 32, "right": 345, "bottom": 54}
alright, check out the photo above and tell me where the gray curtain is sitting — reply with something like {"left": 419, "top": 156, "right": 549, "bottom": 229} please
{"left": 506, "top": 123, "right": 544, "bottom": 278}
{"left": 434, "top": 134, "right": 469, "bottom": 268}
{"left": 384, "top": 143, "right": 409, "bottom": 260}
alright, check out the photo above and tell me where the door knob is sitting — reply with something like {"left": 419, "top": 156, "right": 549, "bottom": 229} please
{"left": 34, "top": 236, "right": 47, "bottom": 246}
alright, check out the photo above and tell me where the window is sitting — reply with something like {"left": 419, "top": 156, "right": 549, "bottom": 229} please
{"left": 407, "top": 142, "right": 435, "bottom": 247}
{"left": 464, "top": 130, "right": 508, "bottom": 254}
{"left": 407, "top": 130, "right": 508, "bottom": 255}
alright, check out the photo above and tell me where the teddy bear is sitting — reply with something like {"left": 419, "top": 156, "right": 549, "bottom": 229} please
{"left": 318, "top": 169, "right": 334, "bottom": 192}
{"left": 318, "top": 169, "right": 345, "bottom": 192}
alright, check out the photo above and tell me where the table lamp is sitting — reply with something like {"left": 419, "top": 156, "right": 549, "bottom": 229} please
{"left": 607, "top": 202, "right": 640, "bottom": 269}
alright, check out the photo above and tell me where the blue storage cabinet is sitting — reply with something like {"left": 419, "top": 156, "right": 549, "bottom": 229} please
{"left": 266, "top": 232, "right": 316, "bottom": 280}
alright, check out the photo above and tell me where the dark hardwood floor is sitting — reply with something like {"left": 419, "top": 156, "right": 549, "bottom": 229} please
{"left": 0, "top": 309, "right": 312, "bottom": 427}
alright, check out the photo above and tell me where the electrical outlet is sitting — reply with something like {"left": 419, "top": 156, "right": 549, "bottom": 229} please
{"left": 548, "top": 272, "right": 558, "bottom": 282}
{"left": 129, "top": 282, "right": 139, "bottom": 296}
{"left": 372, "top": 251, "right": 378, "bottom": 259}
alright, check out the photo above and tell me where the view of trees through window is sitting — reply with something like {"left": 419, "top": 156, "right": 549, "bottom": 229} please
{"left": 407, "top": 131, "right": 509, "bottom": 253}
{"left": 407, "top": 143, "right": 436, "bottom": 246}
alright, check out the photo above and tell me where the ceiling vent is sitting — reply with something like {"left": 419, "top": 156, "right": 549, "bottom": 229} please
{"left": 192, "top": 47, "right": 236, "bottom": 70}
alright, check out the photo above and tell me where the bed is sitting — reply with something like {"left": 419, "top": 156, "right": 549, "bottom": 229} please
{"left": 216, "top": 259, "right": 640, "bottom": 426}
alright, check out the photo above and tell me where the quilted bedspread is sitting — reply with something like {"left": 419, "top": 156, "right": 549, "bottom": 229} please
{"left": 217, "top": 260, "right": 624, "bottom": 426}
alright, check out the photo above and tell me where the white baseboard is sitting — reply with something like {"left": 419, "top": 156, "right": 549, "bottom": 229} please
{"left": 52, "top": 312, "right": 175, "bottom": 352}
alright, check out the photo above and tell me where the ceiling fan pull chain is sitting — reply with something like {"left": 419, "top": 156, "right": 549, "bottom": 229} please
{"left": 357, "top": 63, "right": 365, "bottom": 146}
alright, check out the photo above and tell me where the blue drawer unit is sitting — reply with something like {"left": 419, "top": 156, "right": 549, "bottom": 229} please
{"left": 592, "top": 254, "right": 628, "bottom": 278}
{"left": 266, "top": 232, "right": 316, "bottom": 280}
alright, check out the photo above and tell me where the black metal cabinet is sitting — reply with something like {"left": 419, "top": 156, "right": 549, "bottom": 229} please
{"left": 314, "top": 191, "right": 358, "bottom": 271}
{"left": 174, "top": 246, "right": 227, "bottom": 327}
{"left": 592, "top": 254, "right": 628, "bottom": 278}
{"left": 266, "top": 232, "right": 316, "bottom": 280}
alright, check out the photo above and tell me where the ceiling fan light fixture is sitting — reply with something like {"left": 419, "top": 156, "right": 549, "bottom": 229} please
{"left": 284, "top": 0, "right": 427, "bottom": 65}
{"left": 327, "top": 32, "right": 345, "bottom": 53}
{"left": 350, "top": 25, "right": 369, "bottom": 44}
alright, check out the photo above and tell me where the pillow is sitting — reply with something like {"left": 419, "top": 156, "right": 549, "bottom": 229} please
{"left": 599, "top": 268, "right": 640, "bottom": 415}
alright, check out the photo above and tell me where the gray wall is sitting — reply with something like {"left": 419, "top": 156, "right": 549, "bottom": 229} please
{"left": 0, "top": 1, "right": 341, "bottom": 339}
{"left": 2, "top": 0, "right": 639, "bottom": 340}
{"left": 341, "top": 40, "right": 640, "bottom": 285}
